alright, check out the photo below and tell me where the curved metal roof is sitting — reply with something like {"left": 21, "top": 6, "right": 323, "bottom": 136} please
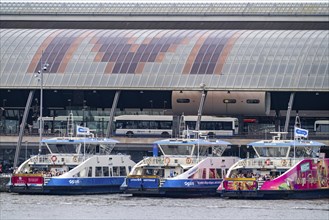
{"left": 0, "top": 29, "right": 328, "bottom": 91}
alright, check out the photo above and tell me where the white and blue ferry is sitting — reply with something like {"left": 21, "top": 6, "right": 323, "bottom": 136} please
{"left": 11, "top": 136, "right": 135, "bottom": 195}
{"left": 121, "top": 137, "right": 239, "bottom": 197}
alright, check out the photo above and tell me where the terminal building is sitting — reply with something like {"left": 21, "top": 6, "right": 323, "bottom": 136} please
{"left": 0, "top": 0, "right": 328, "bottom": 168}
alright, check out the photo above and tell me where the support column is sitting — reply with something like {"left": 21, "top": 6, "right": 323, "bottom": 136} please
{"left": 13, "top": 90, "right": 35, "bottom": 168}
{"left": 195, "top": 84, "right": 207, "bottom": 132}
{"left": 106, "top": 90, "right": 121, "bottom": 138}
{"left": 275, "top": 110, "right": 280, "bottom": 132}
{"left": 283, "top": 92, "right": 295, "bottom": 139}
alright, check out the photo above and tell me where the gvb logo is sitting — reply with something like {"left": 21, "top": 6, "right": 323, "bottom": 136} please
{"left": 184, "top": 181, "right": 195, "bottom": 187}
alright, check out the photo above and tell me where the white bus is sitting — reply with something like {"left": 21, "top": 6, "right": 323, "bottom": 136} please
{"left": 184, "top": 116, "right": 239, "bottom": 137}
{"left": 114, "top": 115, "right": 239, "bottom": 137}
{"left": 114, "top": 115, "right": 173, "bottom": 137}
{"left": 314, "top": 120, "right": 329, "bottom": 133}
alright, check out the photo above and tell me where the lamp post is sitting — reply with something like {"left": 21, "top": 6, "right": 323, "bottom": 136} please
{"left": 149, "top": 100, "right": 153, "bottom": 115}
{"left": 2, "top": 99, "right": 6, "bottom": 134}
{"left": 35, "top": 51, "right": 48, "bottom": 154}
{"left": 25, "top": 141, "right": 28, "bottom": 161}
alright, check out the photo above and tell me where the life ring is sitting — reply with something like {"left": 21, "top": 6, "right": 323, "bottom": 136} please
{"left": 186, "top": 157, "right": 192, "bottom": 164}
{"left": 73, "top": 156, "right": 78, "bottom": 162}
{"left": 281, "top": 159, "right": 287, "bottom": 167}
{"left": 265, "top": 159, "right": 271, "bottom": 166}
{"left": 51, "top": 155, "right": 57, "bottom": 163}
{"left": 164, "top": 157, "right": 170, "bottom": 165}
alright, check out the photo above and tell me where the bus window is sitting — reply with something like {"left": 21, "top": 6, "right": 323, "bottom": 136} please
{"left": 314, "top": 120, "right": 329, "bottom": 132}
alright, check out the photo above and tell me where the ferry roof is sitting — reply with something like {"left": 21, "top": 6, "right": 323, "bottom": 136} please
{"left": 154, "top": 138, "right": 231, "bottom": 146}
{"left": 248, "top": 139, "right": 325, "bottom": 147}
{"left": 41, "top": 137, "right": 119, "bottom": 144}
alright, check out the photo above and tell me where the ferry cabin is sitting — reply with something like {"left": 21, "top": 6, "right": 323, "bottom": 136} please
{"left": 226, "top": 137, "right": 323, "bottom": 180}
{"left": 129, "top": 139, "right": 231, "bottom": 179}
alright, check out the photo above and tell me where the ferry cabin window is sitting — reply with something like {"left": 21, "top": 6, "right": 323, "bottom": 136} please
{"left": 289, "top": 146, "right": 320, "bottom": 158}
{"left": 193, "top": 146, "right": 209, "bottom": 157}
{"left": 113, "top": 167, "right": 119, "bottom": 176}
{"left": 88, "top": 167, "right": 92, "bottom": 177}
{"left": 151, "top": 169, "right": 164, "bottom": 177}
{"left": 255, "top": 147, "right": 288, "bottom": 157}
{"left": 103, "top": 167, "right": 109, "bottom": 176}
{"left": 120, "top": 166, "right": 127, "bottom": 176}
{"left": 96, "top": 167, "right": 102, "bottom": 177}
{"left": 161, "top": 145, "right": 193, "bottom": 155}
{"left": 215, "top": 169, "right": 222, "bottom": 179}
{"left": 48, "top": 144, "right": 76, "bottom": 154}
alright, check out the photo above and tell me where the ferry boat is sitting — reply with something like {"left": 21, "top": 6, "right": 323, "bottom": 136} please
{"left": 121, "top": 137, "right": 239, "bottom": 197}
{"left": 10, "top": 114, "right": 136, "bottom": 195}
{"left": 218, "top": 130, "right": 329, "bottom": 199}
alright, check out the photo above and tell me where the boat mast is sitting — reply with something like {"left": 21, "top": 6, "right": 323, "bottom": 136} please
{"left": 293, "top": 115, "right": 301, "bottom": 162}
{"left": 178, "top": 113, "right": 186, "bottom": 138}
{"left": 67, "top": 111, "right": 74, "bottom": 138}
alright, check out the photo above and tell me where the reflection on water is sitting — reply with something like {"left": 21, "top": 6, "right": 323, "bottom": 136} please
{"left": 1, "top": 193, "right": 328, "bottom": 220}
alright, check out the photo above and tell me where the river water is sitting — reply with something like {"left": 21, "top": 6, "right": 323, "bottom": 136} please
{"left": 0, "top": 193, "right": 328, "bottom": 220}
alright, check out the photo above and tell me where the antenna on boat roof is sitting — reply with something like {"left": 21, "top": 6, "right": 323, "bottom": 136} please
{"left": 178, "top": 113, "right": 186, "bottom": 138}
{"left": 270, "top": 131, "right": 288, "bottom": 140}
{"left": 295, "top": 114, "right": 301, "bottom": 128}
{"left": 67, "top": 111, "right": 74, "bottom": 138}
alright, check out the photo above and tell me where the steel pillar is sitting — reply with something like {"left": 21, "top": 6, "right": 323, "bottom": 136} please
{"left": 195, "top": 85, "right": 207, "bottom": 132}
{"left": 283, "top": 92, "right": 295, "bottom": 139}
{"left": 106, "top": 90, "right": 121, "bottom": 138}
{"left": 13, "top": 90, "right": 35, "bottom": 168}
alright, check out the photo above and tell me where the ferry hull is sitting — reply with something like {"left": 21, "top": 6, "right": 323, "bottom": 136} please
{"left": 218, "top": 159, "right": 329, "bottom": 199}
{"left": 10, "top": 185, "right": 123, "bottom": 195}
{"left": 123, "top": 178, "right": 221, "bottom": 197}
{"left": 11, "top": 176, "right": 125, "bottom": 195}
{"left": 124, "top": 187, "right": 219, "bottom": 197}
{"left": 219, "top": 189, "right": 329, "bottom": 200}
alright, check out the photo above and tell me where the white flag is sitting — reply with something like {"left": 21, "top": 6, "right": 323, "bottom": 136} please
{"left": 294, "top": 126, "right": 308, "bottom": 138}
{"left": 76, "top": 125, "right": 90, "bottom": 135}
